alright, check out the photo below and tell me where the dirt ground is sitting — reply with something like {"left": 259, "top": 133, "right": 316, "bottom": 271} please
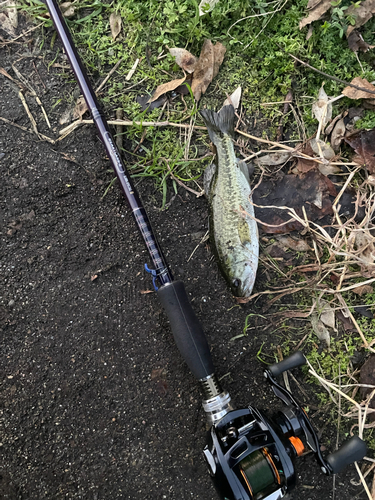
{"left": 0, "top": 17, "right": 367, "bottom": 500}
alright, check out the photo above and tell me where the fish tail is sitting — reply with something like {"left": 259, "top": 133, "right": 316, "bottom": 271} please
{"left": 200, "top": 105, "right": 235, "bottom": 145}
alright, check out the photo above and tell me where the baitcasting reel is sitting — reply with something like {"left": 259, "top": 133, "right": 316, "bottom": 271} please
{"left": 202, "top": 352, "right": 367, "bottom": 500}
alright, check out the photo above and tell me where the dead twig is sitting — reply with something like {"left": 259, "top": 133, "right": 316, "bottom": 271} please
{"left": 288, "top": 53, "right": 375, "bottom": 96}
{"left": 0, "top": 116, "right": 55, "bottom": 144}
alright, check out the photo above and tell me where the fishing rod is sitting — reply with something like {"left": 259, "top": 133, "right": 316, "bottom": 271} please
{"left": 46, "top": 2, "right": 367, "bottom": 498}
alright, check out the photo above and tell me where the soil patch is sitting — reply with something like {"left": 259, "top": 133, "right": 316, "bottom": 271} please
{"left": 0, "top": 19, "right": 364, "bottom": 500}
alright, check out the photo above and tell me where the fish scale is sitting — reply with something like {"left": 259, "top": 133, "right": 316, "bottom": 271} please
{"left": 201, "top": 106, "right": 259, "bottom": 298}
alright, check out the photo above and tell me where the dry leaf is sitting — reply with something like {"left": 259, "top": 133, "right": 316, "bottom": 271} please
{"left": 255, "top": 152, "right": 291, "bottom": 166}
{"left": 299, "top": 0, "right": 332, "bottom": 29}
{"left": 169, "top": 47, "right": 197, "bottom": 74}
{"left": 73, "top": 96, "right": 88, "bottom": 120}
{"left": 310, "top": 138, "right": 335, "bottom": 160}
{"left": 337, "top": 309, "right": 356, "bottom": 331}
{"left": 252, "top": 170, "right": 338, "bottom": 234}
{"left": 276, "top": 235, "right": 312, "bottom": 252}
{"left": 318, "top": 163, "right": 341, "bottom": 176}
{"left": 311, "top": 314, "right": 330, "bottom": 347}
{"left": 347, "top": 30, "right": 373, "bottom": 52}
{"left": 150, "top": 76, "right": 186, "bottom": 103}
{"left": 325, "top": 112, "right": 344, "bottom": 135}
{"left": 222, "top": 86, "right": 242, "bottom": 110}
{"left": 345, "top": 129, "right": 375, "bottom": 174}
{"left": 109, "top": 12, "right": 122, "bottom": 40}
{"left": 330, "top": 118, "right": 346, "bottom": 152}
{"left": 295, "top": 142, "right": 318, "bottom": 174}
{"left": 2, "top": 0, "right": 18, "bottom": 28}
{"left": 346, "top": 0, "right": 375, "bottom": 36}
{"left": 319, "top": 299, "right": 337, "bottom": 332}
{"left": 342, "top": 77, "right": 375, "bottom": 100}
{"left": 0, "top": 6, "right": 16, "bottom": 36}
{"left": 355, "top": 231, "right": 375, "bottom": 268}
{"left": 353, "top": 284, "right": 374, "bottom": 296}
{"left": 212, "top": 42, "right": 226, "bottom": 78}
{"left": 60, "top": 2, "right": 75, "bottom": 18}
{"left": 312, "top": 85, "right": 332, "bottom": 130}
{"left": 191, "top": 40, "right": 226, "bottom": 101}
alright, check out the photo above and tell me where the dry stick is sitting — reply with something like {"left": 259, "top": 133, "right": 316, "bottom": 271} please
{"left": 236, "top": 128, "right": 360, "bottom": 166}
{"left": 165, "top": 162, "right": 204, "bottom": 198}
{"left": 288, "top": 53, "right": 375, "bottom": 96}
{"left": 12, "top": 64, "right": 51, "bottom": 128}
{"left": 1, "top": 21, "right": 44, "bottom": 43}
{"left": 95, "top": 59, "right": 123, "bottom": 93}
{"left": 187, "top": 230, "right": 209, "bottom": 263}
{"left": 18, "top": 91, "right": 39, "bottom": 135}
{"left": 337, "top": 293, "right": 375, "bottom": 353}
{"left": 354, "top": 463, "right": 373, "bottom": 500}
{"left": 0, "top": 116, "right": 55, "bottom": 144}
{"left": 58, "top": 118, "right": 206, "bottom": 138}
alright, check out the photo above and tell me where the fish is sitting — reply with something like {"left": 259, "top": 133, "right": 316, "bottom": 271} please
{"left": 200, "top": 104, "right": 259, "bottom": 298}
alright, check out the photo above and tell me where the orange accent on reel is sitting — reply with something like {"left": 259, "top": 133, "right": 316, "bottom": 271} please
{"left": 262, "top": 448, "right": 281, "bottom": 485}
{"left": 289, "top": 436, "right": 304, "bottom": 456}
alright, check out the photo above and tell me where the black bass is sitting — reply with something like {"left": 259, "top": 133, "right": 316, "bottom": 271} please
{"left": 200, "top": 105, "right": 259, "bottom": 298}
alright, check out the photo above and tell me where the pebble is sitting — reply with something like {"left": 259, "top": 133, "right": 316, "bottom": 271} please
{"left": 8, "top": 299, "right": 15, "bottom": 307}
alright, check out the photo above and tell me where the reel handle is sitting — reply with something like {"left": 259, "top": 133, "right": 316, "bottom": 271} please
{"left": 158, "top": 281, "right": 215, "bottom": 380}
{"left": 326, "top": 436, "right": 367, "bottom": 474}
{"left": 268, "top": 351, "right": 306, "bottom": 378}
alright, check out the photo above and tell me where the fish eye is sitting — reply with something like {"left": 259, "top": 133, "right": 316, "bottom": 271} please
{"left": 233, "top": 278, "right": 241, "bottom": 289}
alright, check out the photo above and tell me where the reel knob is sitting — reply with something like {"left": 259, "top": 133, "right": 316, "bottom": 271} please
{"left": 325, "top": 436, "right": 367, "bottom": 474}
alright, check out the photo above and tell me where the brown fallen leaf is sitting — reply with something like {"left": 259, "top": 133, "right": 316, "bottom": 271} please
{"left": 359, "top": 354, "right": 375, "bottom": 421}
{"left": 299, "top": 0, "right": 332, "bottom": 29}
{"left": 0, "top": 11, "right": 15, "bottom": 36}
{"left": 345, "top": 129, "right": 375, "bottom": 174}
{"left": 310, "top": 138, "right": 335, "bottom": 160}
{"left": 353, "top": 284, "right": 374, "bottom": 296}
{"left": 347, "top": 30, "right": 373, "bottom": 53}
{"left": 169, "top": 47, "right": 197, "bottom": 74}
{"left": 191, "top": 39, "right": 226, "bottom": 101}
{"left": 330, "top": 118, "right": 346, "bottom": 152}
{"left": 252, "top": 170, "right": 338, "bottom": 234}
{"left": 276, "top": 235, "right": 312, "bottom": 252}
{"left": 319, "top": 299, "right": 337, "bottom": 332}
{"left": 311, "top": 313, "right": 330, "bottom": 347}
{"left": 73, "top": 96, "right": 88, "bottom": 120}
{"left": 60, "top": 1, "right": 75, "bottom": 18}
{"left": 295, "top": 142, "right": 319, "bottom": 174}
{"left": 325, "top": 112, "right": 344, "bottom": 135}
{"left": 312, "top": 85, "right": 332, "bottom": 130}
{"left": 346, "top": 0, "right": 375, "bottom": 36}
{"left": 342, "top": 77, "right": 375, "bottom": 100}
{"left": 109, "top": 12, "right": 122, "bottom": 40}
{"left": 336, "top": 309, "right": 356, "bottom": 332}
{"left": 255, "top": 152, "right": 291, "bottom": 167}
{"left": 150, "top": 76, "right": 186, "bottom": 103}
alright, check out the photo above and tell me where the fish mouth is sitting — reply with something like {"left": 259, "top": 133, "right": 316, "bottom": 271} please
{"left": 230, "top": 266, "right": 256, "bottom": 298}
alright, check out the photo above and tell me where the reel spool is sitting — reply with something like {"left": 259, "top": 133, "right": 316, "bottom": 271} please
{"left": 239, "top": 448, "right": 281, "bottom": 498}
{"left": 203, "top": 352, "right": 367, "bottom": 500}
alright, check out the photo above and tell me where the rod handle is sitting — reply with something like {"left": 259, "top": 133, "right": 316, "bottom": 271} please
{"left": 157, "top": 281, "right": 214, "bottom": 380}
{"left": 267, "top": 351, "right": 306, "bottom": 378}
{"left": 326, "top": 436, "right": 367, "bottom": 474}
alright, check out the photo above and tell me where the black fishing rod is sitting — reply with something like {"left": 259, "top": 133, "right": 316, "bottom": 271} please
{"left": 46, "top": 2, "right": 367, "bottom": 498}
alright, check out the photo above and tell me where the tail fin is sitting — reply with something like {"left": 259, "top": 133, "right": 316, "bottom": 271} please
{"left": 200, "top": 105, "right": 235, "bottom": 145}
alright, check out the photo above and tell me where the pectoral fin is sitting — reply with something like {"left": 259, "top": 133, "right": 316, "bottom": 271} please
{"left": 236, "top": 159, "right": 255, "bottom": 186}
